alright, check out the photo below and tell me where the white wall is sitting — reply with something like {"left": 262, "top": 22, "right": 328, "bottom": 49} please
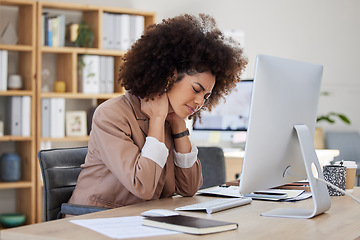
{"left": 43, "top": 0, "right": 360, "bottom": 133}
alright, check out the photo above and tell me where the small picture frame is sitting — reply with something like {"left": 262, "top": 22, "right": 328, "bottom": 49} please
{"left": 66, "top": 111, "right": 87, "bottom": 137}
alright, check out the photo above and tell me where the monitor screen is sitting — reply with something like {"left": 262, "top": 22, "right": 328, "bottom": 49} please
{"left": 193, "top": 80, "right": 253, "bottom": 131}
{"left": 239, "top": 54, "right": 323, "bottom": 193}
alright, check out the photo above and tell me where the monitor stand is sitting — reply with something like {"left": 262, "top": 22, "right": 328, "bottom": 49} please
{"left": 261, "top": 124, "right": 331, "bottom": 218}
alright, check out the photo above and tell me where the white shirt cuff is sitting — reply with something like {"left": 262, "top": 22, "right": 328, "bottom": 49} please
{"left": 173, "top": 140, "right": 198, "bottom": 168}
{"left": 141, "top": 137, "right": 169, "bottom": 168}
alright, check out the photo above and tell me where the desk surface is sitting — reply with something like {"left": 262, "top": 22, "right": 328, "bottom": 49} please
{"left": 1, "top": 188, "right": 360, "bottom": 240}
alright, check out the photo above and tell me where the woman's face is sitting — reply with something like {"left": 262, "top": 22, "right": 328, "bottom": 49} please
{"left": 167, "top": 71, "right": 215, "bottom": 119}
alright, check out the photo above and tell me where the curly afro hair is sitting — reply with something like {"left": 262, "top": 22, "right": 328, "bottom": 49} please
{"left": 119, "top": 14, "right": 248, "bottom": 119}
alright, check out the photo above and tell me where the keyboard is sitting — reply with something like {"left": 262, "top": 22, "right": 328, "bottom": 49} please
{"left": 174, "top": 197, "right": 252, "bottom": 214}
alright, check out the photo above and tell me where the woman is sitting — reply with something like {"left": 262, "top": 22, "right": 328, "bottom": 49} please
{"left": 68, "top": 14, "right": 247, "bottom": 208}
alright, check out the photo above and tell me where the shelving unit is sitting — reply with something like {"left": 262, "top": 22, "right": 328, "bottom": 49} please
{"left": 35, "top": 1, "right": 156, "bottom": 222}
{"left": 0, "top": 0, "right": 37, "bottom": 226}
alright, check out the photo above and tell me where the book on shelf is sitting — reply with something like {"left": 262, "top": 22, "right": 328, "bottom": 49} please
{"left": 41, "top": 98, "right": 51, "bottom": 138}
{"left": 143, "top": 215, "right": 238, "bottom": 235}
{"left": 51, "top": 16, "right": 60, "bottom": 47}
{"left": 50, "top": 98, "right": 65, "bottom": 138}
{"left": 42, "top": 13, "right": 66, "bottom": 47}
{"left": 43, "top": 12, "right": 49, "bottom": 46}
{"left": 0, "top": 50, "right": 8, "bottom": 91}
{"left": 117, "top": 14, "right": 131, "bottom": 51}
{"left": 113, "top": 13, "right": 121, "bottom": 50}
{"left": 5, "top": 96, "right": 31, "bottom": 136}
{"left": 99, "top": 56, "right": 107, "bottom": 93}
{"left": 79, "top": 55, "right": 100, "bottom": 94}
{"left": 102, "top": 12, "right": 114, "bottom": 49}
{"left": 21, "top": 96, "right": 31, "bottom": 137}
{"left": 6, "top": 96, "right": 22, "bottom": 136}
{"left": 103, "top": 12, "right": 143, "bottom": 50}
{"left": 130, "top": 15, "right": 144, "bottom": 45}
{"left": 99, "top": 56, "right": 114, "bottom": 93}
{"left": 105, "top": 56, "right": 114, "bottom": 93}
{"left": 58, "top": 15, "right": 66, "bottom": 47}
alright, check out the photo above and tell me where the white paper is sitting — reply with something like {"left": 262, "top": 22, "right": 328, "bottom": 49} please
{"left": 70, "top": 216, "right": 179, "bottom": 239}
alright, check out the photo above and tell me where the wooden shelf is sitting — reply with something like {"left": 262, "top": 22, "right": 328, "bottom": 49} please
{"left": 0, "top": 0, "right": 36, "bottom": 225}
{"left": 41, "top": 136, "right": 90, "bottom": 142}
{"left": 40, "top": 92, "right": 124, "bottom": 99}
{"left": 0, "top": 136, "right": 32, "bottom": 142}
{"left": 41, "top": 46, "right": 126, "bottom": 56}
{"left": 0, "top": 90, "right": 34, "bottom": 96}
{"left": 0, "top": 44, "right": 33, "bottom": 52}
{"left": 0, "top": 181, "right": 33, "bottom": 189}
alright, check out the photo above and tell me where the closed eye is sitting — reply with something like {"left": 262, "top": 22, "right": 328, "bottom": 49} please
{"left": 192, "top": 87, "right": 200, "bottom": 93}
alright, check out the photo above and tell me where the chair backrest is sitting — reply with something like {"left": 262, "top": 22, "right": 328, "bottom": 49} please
{"left": 325, "top": 131, "right": 360, "bottom": 163}
{"left": 38, "top": 146, "right": 88, "bottom": 221}
{"left": 197, "top": 147, "right": 226, "bottom": 189}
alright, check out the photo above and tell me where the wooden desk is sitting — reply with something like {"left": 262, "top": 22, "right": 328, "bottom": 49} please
{"left": 1, "top": 188, "right": 360, "bottom": 240}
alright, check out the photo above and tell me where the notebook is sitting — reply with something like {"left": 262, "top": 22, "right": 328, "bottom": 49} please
{"left": 143, "top": 215, "right": 238, "bottom": 235}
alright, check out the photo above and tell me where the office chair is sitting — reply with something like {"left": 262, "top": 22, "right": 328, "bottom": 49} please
{"left": 197, "top": 147, "right": 226, "bottom": 189}
{"left": 38, "top": 146, "right": 108, "bottom": 221}
{"left": 325, "top": 131, "right": 360, "bottom": 186}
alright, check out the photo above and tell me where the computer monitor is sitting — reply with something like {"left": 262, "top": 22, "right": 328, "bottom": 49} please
{"left": 193, "top": 80, "right": 253, "bottom": 131}
{"left": 239, "top": 54, "right": 331, "bottom": 218}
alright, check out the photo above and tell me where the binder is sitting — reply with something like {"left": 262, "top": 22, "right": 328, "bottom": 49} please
{"left": 0, "top": 50, "right": 3, "bottom": 91}
{"left": 7, "top": 96, "right": 22, "bottom": 136}
{"left": 79, "top": 55, "right": 100, "bottom": 94}
{"left": 106, "top": 56, "right": 114, "bottom": 93}
{"left": 130, "top": 15, "right": 144, "bottom": 45}
{"left": 119, "top": 14, "right": 131, "bottom": 51}
{"left": 102, "top": 12, "right": 114, "bottom": 49}
{"left": 21, "top": 96, "right": 31, "bottom": 137}
{"left": 50, "top": 98, "right": 65, "bottom": 138}
{"left": 102, "top": 13, "right": 109, "bottom": 49}
{"left": 41, "top": 98, "right": 51, "bottom": 138}
{"left": 0, "top": 50, "right": 8, "bottom": 91}
{"left": 99, "top": 56, "right": 107, "bottom": 93}
{"left": 114, "top": 14, "right": 121, "bottom": 50}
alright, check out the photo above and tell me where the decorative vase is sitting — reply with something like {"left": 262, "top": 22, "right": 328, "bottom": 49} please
{"left": 7, "top": 74, "right": 23, "bottom": 90}
{"left": 54, "top": 81, "right": 66, "bottom": 93}
{"left": 0, "top": 152, "right": 21, "bottom": 182}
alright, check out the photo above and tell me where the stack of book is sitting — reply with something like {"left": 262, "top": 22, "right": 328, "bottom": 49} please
{"left": 102, "top": 12, "right": 144, "bottom": 51}
{"left": 0, "top": 50, "right": 8, "bottom": 91}
{"left": 79, "top": 55, "right": 114, "bottom": 94}
{"left": 41, "top": 13, "right": 66, "bottom": 47}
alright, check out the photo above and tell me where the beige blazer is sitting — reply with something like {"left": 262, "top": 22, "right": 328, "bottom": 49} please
{"left": 68, "top": 92, "right": 203, "bottom": 208}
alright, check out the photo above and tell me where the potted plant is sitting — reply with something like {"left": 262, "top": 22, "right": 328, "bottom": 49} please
{"left": 75, "top": 20, "right": 94, "bottom": 48}
{"left": 314, "top": 92, "right": 351, "bottom": 149}
{"left": 314, "top": 112, "right": 351, "bottom": 149}
{"left": 316, "top": 112, "right": 351, "bottom": 125}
